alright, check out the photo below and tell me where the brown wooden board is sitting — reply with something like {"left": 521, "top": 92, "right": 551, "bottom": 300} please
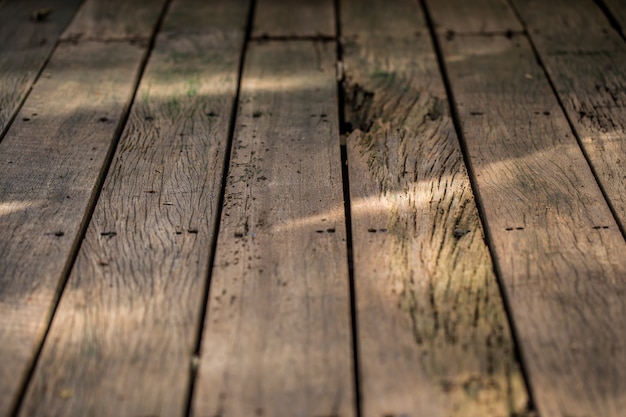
{"left": 0, "top": 0, "right": 83, "bottom": 138}
{"left": 0, "top": 40, "right": 147, "bottom": 417}
{"left": 61, "top": 0, "right": 167, "bottom": 42}
{"left": 427, "top": 0, "right": 522, "bottom": 34}
{"left": 17, "top": 0, "right": 250, "bottom": 416}
{"left": 192, "top": 40, "right": 355, "bottom": 417}
{"left": 0, "top": 0, "right": 173, "bottom": 414}
{"left": 510, "top": 0, "right": 626, "bottom": 247}
{"left": 341, "top": 1, "right": 528, "bottom": 416}
{"left": 440, "top": 33, "right": 626, "bottom": 417}
{"left": 603, "top": 0, "right": 626, "bottom": 37}
{"left": 252, "top": 0, "right": 335, "bottom": 38}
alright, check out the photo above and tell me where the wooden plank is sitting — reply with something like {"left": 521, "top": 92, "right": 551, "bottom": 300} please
{"left": 61, "top": 0, "right": 166, "bottom": 41}
{"left": 0, "top": 2, "right": 170, "bottom": 415}
{"left": 427, "top": 0, "right": 522, "bottom": 34}
{"left": 0, "top": 0, "right": 83, "bottom": 138}
{"left": 340, "top": 1, "right": 528, "bottom": 416}
{"left": 440, "top": 33, "right": 626, "bottom": 417}
{"left": 193, "top": 40, "right": 354, "bottom": 417}
{"left": 603, "top": 0, "right": 626, "bottom": 37}
{"left": 17, "top": 1, "right": 250, "bottom": 416}
{"left": 509, "top": 0, "right": 626, "bottom": 244}
{"left": 252, "top": 0, "right": 335, "bottom": 38}
{"left": 0, "top": 41, "right": 146, "bottom": 417}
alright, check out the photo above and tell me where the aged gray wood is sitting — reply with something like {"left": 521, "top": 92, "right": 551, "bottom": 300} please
{"left": 193, "top": 41, "right": 355, "bottom": 417}
{"left": 441, "top": 33, "right": 626, "bottom": 417}
{"left": 61, "top": 0, "right": 167, "bottom": 41}
{"left": 510, "top": 0, "right": 626, "bottom": 242}
{"left": 341, "top": 1, "right": 528, "bottom": 416}
{"left": 0, "top": 0, "right": 83, "bottom": 138}
{"left": 427, "top": 0, "right": 522, "bottom": 34}
{"left": 17, "top": 0, "right": 250, "bottom": 416}
{"left": 0, "top": 0, "right": 171, "bottom": 415}
{"left": 252, "top": 0, "right": 335, "bottom": 38}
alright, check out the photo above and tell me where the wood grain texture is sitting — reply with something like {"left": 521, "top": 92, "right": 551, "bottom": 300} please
{"left": 193, "top": 41, "right": 354, "bottom": 417}
{"left": 61, "top": 0, "right": 167, "bottom": 41}
{"left": 441, "top": 33, "right": 626, "bottom": 417}
{"left": 510, "top": 0, "right": 626, "bottom": 240}
{"left": 341, "top": 1, "right": 528, "bottom": 416}
{"left": 427, "top": 0, "right": 522, "bottom": 34}
{"left": 0, "top": 41, "right": 146, "bottom": 417}
{"left": 252, "top": 0, "right": 335, "bottom": 38}
{"left": 17, "top": 1, "right": 250, "bottom": 416}
{"left": 0, "top": 0, "right": 83, "bottom": 138}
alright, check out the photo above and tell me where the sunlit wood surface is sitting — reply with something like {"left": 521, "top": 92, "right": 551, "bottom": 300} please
{"left": 1, "top": 0, "right": 625, "bottom": 416}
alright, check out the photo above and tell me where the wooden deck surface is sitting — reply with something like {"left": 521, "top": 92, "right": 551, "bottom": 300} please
{"left": 0, "top": 0, "right": 625, "bottom": 416}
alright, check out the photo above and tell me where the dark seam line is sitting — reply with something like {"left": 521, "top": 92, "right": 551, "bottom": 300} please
{"left": 593, "top": 0, "right": 626, "bottom": 43}
{"left": 184, "top": 0, "right": 257, "bottom": 416}
{"left": 334, "top": 0, "right": 363, "bottom": 416}
{"left": 8, "top": 0, "right": 175, "bottom": 415}
{"left": 419, "top": 0, "right": 539, "bottom": 414}
{"left": 506, "top": 0, "right": 626, "bottom": 239}
{"left": 0, "top": 0, "right": 87, "bottom": 145}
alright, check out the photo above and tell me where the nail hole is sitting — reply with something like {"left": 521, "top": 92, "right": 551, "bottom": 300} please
{"left": 98, "top": 117, "right": 109, "bottom": 122}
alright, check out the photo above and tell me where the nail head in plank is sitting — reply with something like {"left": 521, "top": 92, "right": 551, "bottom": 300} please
{"left": 511, "top": 0, "right": 626, "bottom": 242}
{"left": 17, "top": 2, "right": 250, "bottom": 415}
{"left": 442, "top": 33, "right": 626, "bottom": 417}
{"left": 252, "top": 0, "right": 335, "bottom": 38}
{"left": 193, "top": 41, "right": 355, "bottom": 417}
{"left": 341, "top": 1, "right": 528, "bottom": 416}
{"left": 0, "top": 40, "right": 147, "bottom": 417}
{"left": 0, "top": 0, "right": 83, "bottom": 137}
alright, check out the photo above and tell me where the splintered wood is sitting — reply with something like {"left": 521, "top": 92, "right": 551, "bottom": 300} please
{"left": 341, "top": 1, "right": 527, "bottom": 416}
{"left": 1, "top": 0, "right": 626, "bottom": 416}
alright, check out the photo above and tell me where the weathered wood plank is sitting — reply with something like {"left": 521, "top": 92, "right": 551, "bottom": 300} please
{"left": 252, "top": 0, "right": 335, "bottom": 38}
{"left": 0, "top": 0, "right": 83, "bottom": 138}
{"left": 509, "top": 0, "right": 626, "bottom": 242}
{"left": 0, "top": 40, "right": 146, "bottom": 417}
{"left": 0, "top": 1, "right": 172, "bottom": 415}
{"left": 593, "top": 0, "right": 626, "bottom": 38}
{"left": 17, "top": 1, "right": 250, "bottom": 416}
{"left": 428, "top": 0, "right": 522, "bottom": 34}
{"left": 193, "top": 40, "right": 354, "bottom": 417}
{"left": 341, "top": 1, "right": 528, "bottom": 416}
{"left": 61, "top": 0, "right": 166, "bottom": 41}
{"left": 440, "top": 33, "right": 626, "bottom": 417}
